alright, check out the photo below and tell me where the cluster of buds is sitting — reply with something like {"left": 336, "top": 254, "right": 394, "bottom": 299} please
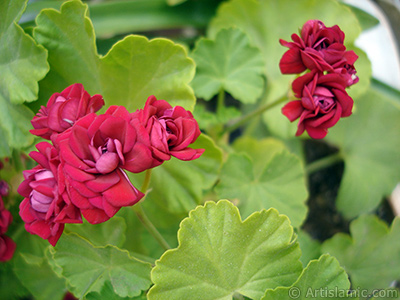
{"left": 279, "top": 20, "right": 358, "bottom": 139}
{"left": 18, "top": 84, "right": 203, "bottom": 246}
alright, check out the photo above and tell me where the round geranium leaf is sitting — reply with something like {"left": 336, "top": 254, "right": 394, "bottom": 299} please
{"left": 148, "top": 200, "right": 302, "bottom": 300}
{"left": 322, "top": 215, "right": 400, "bottom": 295}
{"left": 33, "top": 0, "right": 196, "bottom": 111}
{"left": 216, "top": 138, "right": 308, "bottom": 227}
{"left": 261, "top": 254, "right": 354, "bottom": 300}
{"left": 50, "top": 233, "right": 152, "bottom": 299}
{"left": 191, "top": 27, "right": 265, "bottom": 103}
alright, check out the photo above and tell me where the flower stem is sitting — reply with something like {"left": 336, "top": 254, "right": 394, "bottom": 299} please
{"left": 217, "top": 88, "right": 225, "bottom": 113}
{"left": 141, "top": 168, "right": 152, "bottom": 192}
{"left": 306, "top": 152, "right": 343, "bottom": 174}
{"left": 132, "top": 169, "right": 171, "bottom": 251}
{"left": 132, "top": 204, "right": 171, "bottom": 251}
{"left": 222, "top": 94, "right": 288, "bottom": 134}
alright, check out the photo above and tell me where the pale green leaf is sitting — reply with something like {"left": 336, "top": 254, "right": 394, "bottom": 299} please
{"left": 326, "top": 86, "right": 400, "bottom": 218}
{"left": 322, "top": 215, "right": 400, "bottom": 296}
{"left": 0, "top": 0, "right": 48, "bottom": 156}
{"left": 261, "top": 254, "right": 354, "bottom": 300}
{"left": 191, "top": 27, "right": 264, "bottom": 103}
{"left": 33, "top": 0, "right": 195, "bottom": 111}
{"left": 50, "top": 233, "right": 152, "bottom": 299}
{"left": 297, "top": 230, "right": 321, "bottom": 267}
{"left": 148, "top": 200, "right": 302, "bottom": 300}
{"left": 216, "top": 139, "right": 308, "bottom": 227}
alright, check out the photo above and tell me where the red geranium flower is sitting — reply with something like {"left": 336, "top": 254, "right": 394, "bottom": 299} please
{"left": 282, "top": 71, "right": 353, "bottom": 139}
{"left": 30, "top": 84, "right": 104, "bottom": 140}
{"left": 131, "top": 95, "right": 204, "bottom": 168}
{"left": 279, "top": 20, "right": 358, "bottom": 76}
{"left": 56, "top": 107, "right": 151, "bottom": 224}
{"left": 18, "top": 142, "right": 82, "bottom": 246}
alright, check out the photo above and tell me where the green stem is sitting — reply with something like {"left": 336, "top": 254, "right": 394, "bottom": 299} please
{"left": 306, "top": 152, "right": 343, "bottom": 174}
{"left": 217, "top": 88, "right": 225, "bottom": 113}
{"left": 141, "top": 168, "right": 152, "bottom": 192}
{"left": 132, "top": 169, "right": 171, "bottom": 251}
{"left": 11, "top": 149, "right": 23, "bottom": 172}
{"left": 222, "top": 94, "right": 287, "bottom": 134}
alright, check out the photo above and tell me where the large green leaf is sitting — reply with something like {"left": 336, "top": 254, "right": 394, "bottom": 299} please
{"left": 215, "top": 138, "right": 308, "bottom": 227}
{"left": 100, "top": 35, "right": 195, "bottom": 111}
{"left": 50, "top": 233, "right": 152, "bottom": 299}
{"left": 191, "top": 27, "right": 264, "bottom": 103}
{"left": 33, "top": 0, "right": 195, "bottom": 112}
{"left": 322, "top": 215, "right": 400, "bottom": 296}
{"left": 261, "top": 254, "right": 354, "bottom": 300}
{"left": 12, "top": 230, "right": 66, "bottom": 300}
{"left": 13, "top": 252, "right": 66, "bottom": 300}
{"left": 0, "top": 0, "right": 48, "bottom": 156}
{"left": 148, "top": 200, "right": 302, "bottom": 300}
{"left": 327, "top": 86, "right": 400, "bottom": 218}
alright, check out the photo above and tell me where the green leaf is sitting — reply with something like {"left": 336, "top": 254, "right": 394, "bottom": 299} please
{"left": 344, "top": 4, "right": 379, "bottom": 31}
{"left": 148, "top": 200, "right": 302, "bottom": 300}
{"left": 208, "top": 0, "right": 368, "bottom": 137}
{"left": 0, "top": 261, "right": 29, "bottom": 300}
{"left": 33, "top": 0, "right": 101, "bottom": 97}
{"left": 33, "top": 0, "right": 195, "bottom": 111}
{"left": 123, "top": 135, "right": 223, "bottom": 259}
{"left": 191, "top": 27, "right": 264, "bottom": 103}
{"left": 215, "top": 138, "right": 308, "bottom": 227}
{"left": 66, "top": 216, "right": 127, "bottom": 247}
{"left": 143, "top": 134, "right": 223, "bottom": 215}
{"left": 12, "top": 230, "right": 66, "bottom": 300}
{"left": 13, "top": 252, "right": 66, "bottom": 300}
{"left": 100, "top": 35, "right": 195, "bottom": 111}
{"left": 326, "top": 86, "right": 400, "bottom": 218}
{"left": 297, "top": 230, "right": 321, "bottom": 267}
{"left": 261, "top": 254, "right": 354, "bottom": 300}
{"left": 321, "top": 215, "right": 400, "bottom": 295}
{"left": 369, "top": 289, "right": 400, "bottom": 300}
{"left": 50, "top": 233, "right": 152, "bottom": 299}
{"left": 86, "top": 281, "right": 143, "bottom": 300}
{"left": 0, "top": 0, "right": 48, "bottom": 156}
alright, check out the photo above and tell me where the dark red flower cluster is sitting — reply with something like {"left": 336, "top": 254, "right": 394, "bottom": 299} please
{"left": 18, "top": 84, "right": 203, "bottom": 245}
{"left": 0, "top": 181, "right": 16, "bottom": 262}
{"left": 279, "top": 20, "right": 358, "bottom": 139}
